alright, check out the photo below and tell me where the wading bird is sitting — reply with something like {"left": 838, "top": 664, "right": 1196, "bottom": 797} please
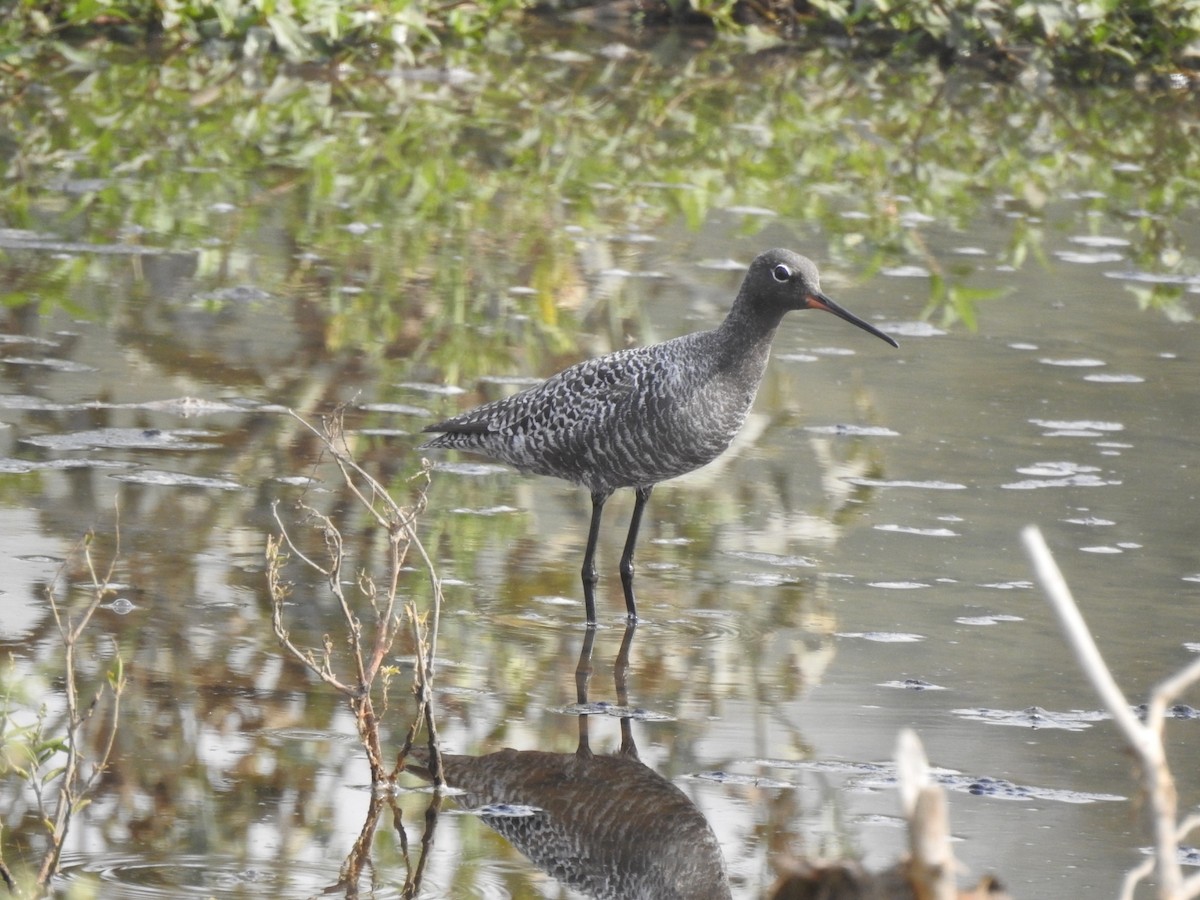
{"left": 421, "top": 249, "right": 898, "bottom": 624}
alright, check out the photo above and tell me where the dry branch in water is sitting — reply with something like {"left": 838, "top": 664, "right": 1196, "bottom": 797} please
{"left": 896, "top": 729, "right": 958, "bottom": 900}
{"left": 267, "top": 408, "right": 444, "bottom": 787}
{"left": 0, "top": 528, "right": 127, "bottom": 893}
{"left": 1022, "top": 526, "right": 1200, "bottom": 900}
{"left": 769, "top": 730, "right": 1009, "bottom": 899}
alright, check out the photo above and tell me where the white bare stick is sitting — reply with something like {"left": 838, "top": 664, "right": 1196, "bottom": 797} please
{"left": 1148, "top": 656, "right": 1200, "bottom": 729}
{"left": 1119, "top": 857, "right": 1155, "bottom": 900}
{"left": 896, "top": 729, "right": 957, "bottom": 900}
{"left": 1022, "top": 526, "right": 1194, "bottom": 900}
{"left": 1021, "top": 527, "right": 1146, "bottom": 746}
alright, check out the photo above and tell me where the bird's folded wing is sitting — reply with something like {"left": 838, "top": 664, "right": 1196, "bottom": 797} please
{"left": 424, "top": 350, "right": 649, "bottom": 437}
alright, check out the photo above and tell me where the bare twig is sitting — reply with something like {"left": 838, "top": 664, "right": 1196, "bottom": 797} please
{"left": 267, "top": 408, "right": 443, "bottom": 788}
{"left": 10, "top": 524, "right": 128, "bottom": 890}
{"left": 0, "top": 846, "right": 14, "bottom": 893}
{"left": 1023, "top": 526, "right": 1200, "bottom": 900}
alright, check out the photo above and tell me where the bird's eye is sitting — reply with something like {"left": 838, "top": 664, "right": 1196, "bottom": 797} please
{"left": 771, "top": 264, "right": 791, "bottom": 283}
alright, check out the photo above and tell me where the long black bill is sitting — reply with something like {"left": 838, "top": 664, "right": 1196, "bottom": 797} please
{"left": 808, "top": 291, "right": 899, "bottom": 348}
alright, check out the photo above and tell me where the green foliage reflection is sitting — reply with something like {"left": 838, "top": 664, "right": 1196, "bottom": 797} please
{"left": 2, "top": 27, "right": 1197, "bottom": 375}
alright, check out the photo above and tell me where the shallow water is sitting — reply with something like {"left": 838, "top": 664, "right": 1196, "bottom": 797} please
{"left": 2, "top": 22, "right": 1200, "bottom": 900}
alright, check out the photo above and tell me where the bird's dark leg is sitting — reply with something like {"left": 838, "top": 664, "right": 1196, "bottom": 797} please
{"left": 615, "top": 620, "right": 639, "bottom": 758}
{"left": 574, "top": 625, "right": 598, "bottom": 758}
{"left": 618, "top": 485, "right": 653, "bottom": 621}
{"left": 581, "top": 490, "right": 611, "bottom": 625}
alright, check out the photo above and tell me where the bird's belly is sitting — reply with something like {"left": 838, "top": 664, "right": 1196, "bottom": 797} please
{"left": 536, "top": 393, "right": 747, "bottom": 491}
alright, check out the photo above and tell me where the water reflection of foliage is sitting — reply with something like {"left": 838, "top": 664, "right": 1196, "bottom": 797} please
{"left": 7, "top": 0, "right": 1200, "bottom": 82}
{"left": 3, "top": 26, "right": 1197, "bottom": 370}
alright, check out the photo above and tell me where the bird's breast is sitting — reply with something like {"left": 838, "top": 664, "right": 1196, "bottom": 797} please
{"left": 561, "top": 364, "right": 759, "bottom": 490}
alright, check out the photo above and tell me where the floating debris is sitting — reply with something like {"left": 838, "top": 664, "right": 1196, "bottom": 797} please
{"left": 805, "top": 424, "right": 901, "bottom": 437}
{"left": 951, "top": 706, "right": 1109, "bottom": 731}
{"left": 430, "top": 461, "right": 511, "bottom": 477}
{"left": 836, "top": 631, "right": 925, "bottom": 642}
{"left": 449, "top": 505, "right": 520, "bottom": 516}
{"left": 723, "top": 550, "right": 816, "bottom": 568}
{"left": 955, "top": 614, "right": 1024, "bottom": 626}
{"left": 111, "top": 470, "right": 241, "bottom": 490}
{"left": 878, "top": 678, "right": 948, "bottom": 691}
{"left": 685, "top": 771, "right": 793, "bottom": 788}
{"left": 875, "top": 524, "right": 959, "bottom": 537}
{"left": 1038, "top": 357, "right": 1107, "bottom": 367}
{"left": 846, "top": 477, "right": 967, "bottom": 490}
{"left": 21, "top": 428, "right": 223, "bottom": 451}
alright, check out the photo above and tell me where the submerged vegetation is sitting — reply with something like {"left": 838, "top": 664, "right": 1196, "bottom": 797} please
{"left": 2, "top": 0, "right": 1198, "bottom": 363}
{"left": 2, "top": 0, "right": 1200, "bottom": 82}
{"left": 1, "top": 13, "right": 1197, "bottom": 369}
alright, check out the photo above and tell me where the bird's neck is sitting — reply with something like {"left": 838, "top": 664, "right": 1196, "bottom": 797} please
{"left": 713, "top": 298, "right": 783, "bottom": 368}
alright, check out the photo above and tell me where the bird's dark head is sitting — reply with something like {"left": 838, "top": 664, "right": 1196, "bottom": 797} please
{"left": 742, "top": 249, "right": 898, "bottom": 348}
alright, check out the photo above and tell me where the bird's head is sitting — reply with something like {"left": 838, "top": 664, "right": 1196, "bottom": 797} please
{"left": 744, "top": 249, "right": 898, "bottom": 348}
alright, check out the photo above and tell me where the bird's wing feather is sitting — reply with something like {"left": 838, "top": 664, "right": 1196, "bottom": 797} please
{"left": 423, "top": 348, "right": 651, "bottom": 437}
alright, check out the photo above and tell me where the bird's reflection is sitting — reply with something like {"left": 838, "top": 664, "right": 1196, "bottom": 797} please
{"left": 408, "top": 623, "right": 732, "bottom": 900}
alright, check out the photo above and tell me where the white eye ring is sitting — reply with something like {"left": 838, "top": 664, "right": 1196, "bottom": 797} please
{"left": 771, "top": 264, "right": 791, "bottom": 283}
